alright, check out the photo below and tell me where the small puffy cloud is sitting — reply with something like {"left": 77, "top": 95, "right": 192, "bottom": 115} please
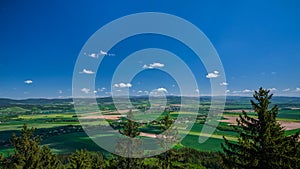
{"left": 226, "top": 90, "right": 230, "bottom": 93}
{"left": 137, "top": 90, "right": 149, "bottom": 95}
{"left": 81, "top": 88, "right": 90, "bottom": 94}
{"left": 143, "top": 62, "right": 165, "bottom": 69}
{"left": 157, "top": 87, "right": 168, "bottom": 93}
{"left": 150, "top": 88, "right": 168, "bottom": 95}
{"left": 242, "top": 89, "right": 254, "bottom": 93}
{"left": 268, "top": 88, "right": 277, "bottom": 92}
{"left": 24, "top": 80, "right": 33, "bottom": 84}
{"left": 93, "top": 90, "right": 97, "bottom": 94}
{"left": 296, "top": 88, "right": 300, "bottom": 92}
{"left": 113, "top": 83, "right": 132, "bottom": 88}
{"left": 58, "top": 90, "right": 63, "bottom": 94}
{"left": 206, "top": 70, "right": 219, "bottom": 78}
{"left": 84, "top": 52, "right": 99, "bottom": 58}
{"left": 88, "top": 53, "right": 99, "bottom": 58}
{"left": 100, "top": 50, "right": 115, "bottom": 56}
{"left": 195, "top": 89, "right": 199, "bottom": 93}
{"left": 80, "top": 69, "right": 95, "bottom": 74}
{"left": 98, "top": 87, "right": 106, "bottom": 92}
{"left": 100, "top": 50, "right": 107, "bottom": 55}
{"left": 282, "top": 88, "right": 290, "bottom": 92}
{"left": 220, "top": 82, "right": 229, "bottom": 86}
{"left": 85, "top": 50, "right": 115, "bottom": 58}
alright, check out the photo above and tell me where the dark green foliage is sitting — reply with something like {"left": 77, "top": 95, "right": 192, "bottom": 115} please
{"left": 113, "top": 110, "right": 143, "bottom": 168}
{"left": 9, "top": 124, "right": 41, "bottom": 168}
{"left": 119, "top": 110, "right": 140, "bottom": 138}
{"left": 221, "top": 88, "right": 300, "bottom": 168}
{"left": 67, "top": 150, "right": 107, "bottom": 169}
{"left": 178, "top": 148, "right": 223, "bottom": 169}
{"left": 156, "top": 112, "right": 179, "bottom": 169}
{"left": 107, "top": 156, "right": 144, "bottom": 169}
{"left": 68, "top": 149, "right": 92, "bottom": 169}
{"left": 3, "top": 124, "right": 60, "bottom": 169}
{"left": 0, "top": 153, "right": 6, "bottom": 169}
{"left": 90, "top": 152, "right": 107, "bottom": 169}
{"left": 40, "top": 146, "right": 60, "bottom": 169}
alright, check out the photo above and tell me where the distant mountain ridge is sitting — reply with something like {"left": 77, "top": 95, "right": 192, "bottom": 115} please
{"left": 0, "top": 96, "right": 299, "bottom": 106}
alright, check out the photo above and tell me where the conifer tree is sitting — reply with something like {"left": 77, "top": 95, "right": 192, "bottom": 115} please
{"left": 40, "top": 146, "right": 60, "bottom": 169}
{"left": 157, "top": 112, "right": 179, "bottom": 169}
{"left": 221, "top": 87, "right": 300, "bottom": 168}
{"left": 68, "top": 149, "right": 92, "bottom": 169}
{"left": 113, "top": 110, "right": 143, "bottom": 169}
{"left": 10, "top": 124, "right": 41, "bottom": 168}
{"left": 7, "top": 124, "right": 60, "bottom": 169}
{"left": 90, "top": 152, "right": 107, "bottom": 169}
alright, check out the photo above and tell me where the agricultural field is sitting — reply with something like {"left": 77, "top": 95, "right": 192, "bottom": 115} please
{"left": 1, "top": 96, "right": 300, "bottom": 157}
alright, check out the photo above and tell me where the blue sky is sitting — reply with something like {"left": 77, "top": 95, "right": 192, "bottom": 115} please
{"left": 1, "top": 1, "right": 300, "bottom": 98}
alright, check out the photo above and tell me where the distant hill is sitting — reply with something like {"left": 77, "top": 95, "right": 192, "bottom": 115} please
{"left": 0, "top": 96, "right": 299, "bottom": 107}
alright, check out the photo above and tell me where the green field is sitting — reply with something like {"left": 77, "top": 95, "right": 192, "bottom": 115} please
{"left": 1, "top": 96, "right": 300, "bottom": 156}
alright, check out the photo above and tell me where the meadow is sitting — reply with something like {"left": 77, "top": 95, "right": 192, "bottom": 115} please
{"left": 1, "top": 96, "right": 300, "bottom": 157}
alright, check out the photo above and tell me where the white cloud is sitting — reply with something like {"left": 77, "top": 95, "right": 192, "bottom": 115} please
{"left": 206, "top": 70, "right": 219, "bottom": 78}
{"left": 268, "top": 88, "right": 277, "bottom": 92}
{"left": 100, "top": 50, "right": 107, "bottom": 55}
{"left": 85, "top": 50, "right": 115, "bottom": 58}
{"left": 144, "top": 91, "right": 149, "bottom": 94}
{"left": 143, "top": 62, "right": 165, "bottom": 69}
{"left": 81, "top": 69, "right": 95, "bottom": 74}
{"left": 150, "top": 88, "right": 168, "bottom": 95}
{"left": 113, "top": 83, "right": 132, "bottom": 88}
{"left": 282, "top": 88, "right": 290, "bottom": 92}
{"left": 232, "top": 89, "right": 253, "bottom": 94}
{"left": 100, "top": 50, "right": 115, "bottom": 56}
{"left": 24, "top": 80, "right": 33, "bottom": 84}
{"left": 242, "top": 89, "right": 254, "bottom": 93}
{"left": 195, "top": 89, "right": 199, "bottom": 93}
{"left": 98, "top": 87, "right": 106, "bottom": 92}
{"left": 226, "top": 90, "right": 230, "bottom": 93}
{"left": 296, "top": 88, "right": 300, "bottom": 92}
{"left": 157, "top": 87, "right": 168, "bottom": 93}
{"left": 81, "top": 88, "right": 90, "bottom": 94}
{"left": 88, "top": 53, "right": 99, "bottom": 58}
{"left": 220, "top": 82, "right": 229, "bottom": 86}
{"left": 58, "top": 90, "right": 63, "bottom": 94}
{"left": 93, "top": 90, "right": 97, "bottom": 94}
